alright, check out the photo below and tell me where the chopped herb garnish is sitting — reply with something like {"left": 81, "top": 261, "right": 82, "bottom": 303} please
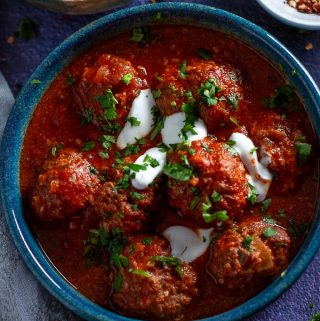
{"left": 263, "top": 216, "right": 276, "bottom": 225}
{"left": 122, "top": 73, "right": 133, "bottom": 85}
{"left": 261, "top": 198, "right": 272, "bottom": 213}
{"left": 242, "top": 236, "right": 253, "bottom": 251}
{"left": 126, "top": 116, "right": 141, "bottom": 126}
{"left": 14, "top": 17, "right": 37, "bottom": 41}
{"left": 202, "top": 143, "right": 212, "bottom": 153}
{"left": 152, "top": 89, "right": 162, "bottom": 99}
{"left": 130, "top": 191, "right": 144, "bottom": 201}
{"left": 211, "top": 190, "right": 222, "bottom": 203}
{"left": 129, "top": 269, "right": 152, "bottom": 278}
{"left": 295, "top": 141, "right": 312, "bottom": 161}
{"left": 144, "top": 154, "right": 160, "bottom": 167}
{"left": 190, "top": 196, "right": 201, "bottom": 210}
{"left": 163, "top": 162, "right": 193, "bottom": 181}
{"left": 248, "top": 183, "right": 258, "bottom": 205}
{"left": 263, "top": 84, "right": 294, "bottom": 110}
{"left": 179, "top": 60, "right": 188, "bottom": 78}
{"left": 99, "top": 151, "right": 109, "bottom": 159}
{"left": 130, "top": 27, "right": 150, "bottom": 44}
{"left": 96, "top": 89, "right": 118, "bottom": 121}
{"left": 223, "top": 140, "right": 238, "bottom": 155}
{"left": 51, "top": 143, "right": 62, "bottom": 156}
{"left": 66, "top": 73, "right": 75, "bottom": 87}
{"left": 127, "top": 163, "right": 148, "bottom": 172}
{"left": 263, "top": 227, "right": 277, "bottom": 238}
{"left": 151, "top": 255, "right": 184, "bottom": 278}
{"left": 30, "top": 79, "right": 41, "bottom": 85}
{"left": 80, "top": 108, "right": 94, "bottom": 126}
{"left": 142, "top": 237, "right": 153, "bottom": 245}
{"left": 150, "top": 105, "right": 165, "bottom": 141}
{"left": 196, "top": 48, "right": 212, "bottom": 60}
{"left": 201, "top": 197, "right": 229, "bottom": 223}
{"left": 226, "top": 95, "right": 239, "bottom": 110}
{"left": 82, "top": 141, "right": 95, "bottom": 151}
{"left": 199, "top": 78, "right": 221, "bottom": 106}
{"left": 250, "top": 147, "right": 258, "bottom": 154}
{"left": 113, "top": 272, "right": 123, "bottom": 292}
{"left": 229, "top": 116, "right": 239, "bottom": 126}
{"left": 101, "top": 135, "right": 116, "bottom": 149}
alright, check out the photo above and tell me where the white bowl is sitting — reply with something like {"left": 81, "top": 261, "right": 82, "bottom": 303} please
{"left": 256, "top": 0, "right": 320, "bottom": 30}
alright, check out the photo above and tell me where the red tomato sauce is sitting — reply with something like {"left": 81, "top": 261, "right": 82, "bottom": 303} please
{"left": 20, "top": 26, "right": 318, "bottom": 320}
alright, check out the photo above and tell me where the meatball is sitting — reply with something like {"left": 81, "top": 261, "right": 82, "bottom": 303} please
{"left": 89, "top": 181, "right": 158, "bottom": 234}
{"left": 74, "top": 54, "right": 147, "bottom": 126}
{"left": 167, "top": 137, "right": 249, "bottom": 224}
{"left": 209, "top": 216, "right": 290, "bottom": 289}
{"left": 112, "top": 235, "right": 198, "bottom": 318}
{"left": 248, "top": 110, "right": 304, "bottom": 193}
{"left": 31, "top": 148, "right": 100, "bottom": 221}
{"left": 155, "top": 58, "right": 244, "bottom": 131}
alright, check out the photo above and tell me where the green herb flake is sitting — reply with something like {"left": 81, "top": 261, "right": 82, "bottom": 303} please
{"left": 211, "top": 190, "right": 222, "bottom": 203}
{"left": 250, "top": 147, "right": 258, "bottom": 154}
{"left": 190, "top": 196, "right": 201, "bottom": 210}
{"left": 263, "top": 84, "right": 294, "bottom": 110}
{"left": 113, "top": 272, "right": 123, "bottom": 292}
{"left": 229, "top": 116, "right": 239, "bottom": 126}
{"left": 129, "top": 269, "right": 152, "bottom": 278}
{"left": 144, "top": 154, "right": 160, "bottom": 168}
{"left": 82, "top": 141, "right": 95, "bottom": 151}
{"left": 163, "top": 162, "right": 193, "bottom": 181}
{"left": 263, "top": 216, "right": 276, "bottom": 225}
{"left": 130, "top": 27, "right": 150, "bottom": 44}
{"left": 247, "top": 183, "right": 258, "bottom": 205}
{"left": 242, "top": 236, "right": 253, "bottom": 251}
{"left": 151, "top": 255, "right": 184, "bottom": 278}
{"left": 199, "top": 78, "right": 221, "bottom": 106}
{"left": 130, "top": 191, "right": 144, "bottom": 201}
{"left": 14, "top": 17, "right": 37, "bottom": 41}
{"left": 261, "top": 198, "right": 272, "bottom": 213}
{"left": 150, "top": 105, "right": 165, "bottom": 141}
{"left": 51, "top": 143, "right": 62, "bottom": 156}
{"left": 30, "top": 79, "right": 41, "bottom": 85}
{"left": 295, "top": 141, "right": 312, "bottom": 161}
{"left": 152, "top": 89, "right": 162, "bottom": 99}
{"left": 122, "top": 73, "right": 133, "bottom": 85}
{"left": 96, "top": 89, "right": 118, "bottom": 121}
{"left": 179, "top": 60, "right": 188, "bottom": 78}
{"left": 263, "top": 227, "right": 277, "bottom": 238}
{"left": 142, "top": 237, "right": 153, "bottom": 245}
{"left": 126, "top": 116, "right": 141, "bottom": 127}
{"left": 196, "top": 48, "right": 212, "bottom": 60}
{"left": 223, "top": 140, "right": 238, "bottom": 156}
{"left": 226, "top": 95, "right": 239, "bottom": 110}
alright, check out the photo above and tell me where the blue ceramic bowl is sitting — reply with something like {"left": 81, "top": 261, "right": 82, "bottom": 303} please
{"left": 1, "top": 3, "right": 320, "bottom": 321}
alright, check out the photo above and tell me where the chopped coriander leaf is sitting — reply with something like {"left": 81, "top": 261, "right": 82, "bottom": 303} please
{"left": 51, "top": 143, "right": 62, "bottom": 156}
{"left": 142, "top": 237, "right": 153, "bottom": 245}
{"left": 80, "top": 108, "right": 94, "bottom": 126}
{"left": 202, "top": 143, "right": 212, "bottom": 153}
{"left": 82, "top": 141, "right": 95, "bottom": 151}
{"left": 261, "top": 198, "right": 272, "bottom": 213}
{"left": 211, "top": 190, "right": 222, "bottom": 203}
{"left": 151, "top": 255, "right": 184, "bottom": 278}
{"left": 144, "top": 154, "right": 160, "bottom": 167}
{"left": 202, "top": 209, "right": 229, "bottom": 223}
{"left": 99, "top": 150, "right": 109, "bottom": 159}
{"left": 196, "top": 48, "right": 212, "bottom": 60}
{"left": 89, "top": 165, "right": 99, "bottom": 175}
{"left": 122, "top": 73, "right": 133, "bottom": 85}
{"left": 229, "top": 116, "right": 239, "bottom": 126}
{"left": 263, "top": 227, "right": 277, "bottom": 238}
{"left": 179, "top": 60, "right": 188, "bottom": 78}
{"left": 30, "top": 79, "right": 41, "bottom": 85}
{"left": 130, "top": 27, "right": 150, "bottom": 44}
{"left": 116, "top": 174, "right": 131, "bottom": 190}
{"left": 124, "top": 144, "right": 140, "bottom": 156}
{"left": 226, "top": 95, "right": 239, "bottom": 110}
{"left": 199, "top": 78, "right": 221, "bottom": 106}
{"left": 163, "top": 162, "right": 193, "bottom": 181}
{"left": 250, "top": 147, "right": 258, "bottom": 154}
{"left": 152, "top": 89, "right": 162, "bottom": 99}
{"left": 247, "top": 183, "right": 258, "bottom": 205}
{"left": 190, "top": 196, "right": 201, "bottom": 210}
{"left": 127, "top": 163, "right": 147, "bottom": 172}
{"left": 103, "top": 122, "right": 121, "bottom": 133}
{"left": 223, "top": 140, "right": 238, "bottom": 155}
{"left": 263, "top": 216, "right": 276, "bottom": 225}
{"left": 130, "top": 191, "right": 144, "bottom": 201}
{"left": 242, "top": 236, "right": 253, "bottom": 251}
{"left": 150, "top": 106, "right": 165, "bottom": 140}
{"left": 135, "top": 137, "right": 146, "bottom": 145}
{"left": 126, "top": 116, "right": 141, "bottom": 126}
{"left": 14, "top": 17, "right": 37, "bottom": 41}
{"left": 66, "top": 73, "right": 75, "bottom": 87}
{"left": 129, "top": 269, "right": 152, "bottom": 277}
{"left": 113, "top": 272, "right": 123, "bottom": 292}
{"left": 131, "top": 204, "right": 139, "bottom": 211}
{"left": 101, "top": 135, "right": 116, "bottom": 149}
{"left": 96, "top": 89, "right": 118, "bottom": 121}
{"left": 295, "top": 141, "right": 312, "bottom": 161}
{"left": 181, "top": 103, "right": 193, "bottom": 114}
{"left": 263, "top": 84, "right": 294, "bottom": 109}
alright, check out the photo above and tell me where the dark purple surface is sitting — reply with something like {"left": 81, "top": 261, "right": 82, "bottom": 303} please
{"left": 0, "top": 0, "right": 319, "bottom": 320}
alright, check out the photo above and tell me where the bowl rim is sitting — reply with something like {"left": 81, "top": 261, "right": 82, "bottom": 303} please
{"left": 256, "top": 0, "right": 320, "bottom": 30}
{"left": 1, "top": 3, "right": 320, "bottom": 321}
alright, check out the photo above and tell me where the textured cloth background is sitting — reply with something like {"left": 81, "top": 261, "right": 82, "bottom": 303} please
{"left": 0, "top": 0, "right": 319, "bottom": 321}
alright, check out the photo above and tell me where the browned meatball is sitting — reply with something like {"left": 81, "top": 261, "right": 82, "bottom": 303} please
{"left": 209, "top": 216, "right": 290, "bottom": 289}
{"left": 112, "top": 235, "right": 198, "bottom": 319}
{"left": 31, "top": 148, "right": 100, "bottom": 221}
{"left": 166, "top": 137, "right": 249, "bottom": 225}
{"left": 155, "top": 58, "right": 244, "bottom": 131}
{"left": 89, "top": 181, "right": 158, "bottom": 234}
{"left": 248, "top": 110, "right": 304, "bottom": 193}
{"left": 74, "top": 54, "right": 147, "bottom": 126}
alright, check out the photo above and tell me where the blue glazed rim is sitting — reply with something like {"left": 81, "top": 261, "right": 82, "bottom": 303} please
{"left": 1, "top": 3, "right": 320, "bottom": 321}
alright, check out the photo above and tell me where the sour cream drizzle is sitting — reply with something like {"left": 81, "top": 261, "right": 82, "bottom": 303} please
{"left": 117, "top": 89, "right": 155, "bottom": 149}
{"left": 163, "top": 226, "right": 213, "bottom": 263}
{"left": 229, "top": 132, "right": 272, "bottom": 202}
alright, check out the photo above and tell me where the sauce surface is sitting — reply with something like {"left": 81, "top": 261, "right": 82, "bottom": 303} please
{"left": 20, "top": 25, "right": 318, "bottom": 320}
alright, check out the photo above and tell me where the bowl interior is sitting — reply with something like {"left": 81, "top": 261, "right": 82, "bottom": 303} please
{"left": 1, "top": 3, "right": 320, "bottom": 321}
